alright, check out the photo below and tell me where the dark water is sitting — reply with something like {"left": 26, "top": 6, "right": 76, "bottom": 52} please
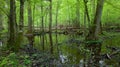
{"left": 34, "top": 33, "right": 120, "bottom": 67}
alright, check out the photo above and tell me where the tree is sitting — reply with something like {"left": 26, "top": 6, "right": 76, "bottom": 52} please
{"left": 55, "top": 0, "right": 61, "bottom": 55}
{"left": 49, "top": 0, "right": 53, "bottom": 54}
{"left": 83, "top": 0, "right": 90, "bottom": 29}
{"left": 85, "top": 0, "right": 104, "bottom": 66}
{"left": 0, "top": 14, "right": 4, "bottom": 32}
{"left": 7, "top": 0, "right": 18, "bottom": 51}
{"left": 75, "top": 0, "right": 80, "bottom": 27}
{"left": 27, "top": 0, "right": 34, "bottom": 50}
{"left": 41, "top": 0, "right": 45, "bottom": 50}
{"left": 0, "top": 13, "right": 4, "bottom": 40}
{"left": 19, "top": 0, "right": 24, "bottom": 31}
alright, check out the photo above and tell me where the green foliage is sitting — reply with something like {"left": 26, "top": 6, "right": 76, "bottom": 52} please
{"left": 0, "top": 0, "right": 120, "bottom": 26}
{"left": 0, "top": 53, "right": 31, "bottom": 67}
{"left": 19, "top": 54, "right": 31, "bottom": 66}
{"left": 0, "top": 53, "right": 19, "bottom": 67}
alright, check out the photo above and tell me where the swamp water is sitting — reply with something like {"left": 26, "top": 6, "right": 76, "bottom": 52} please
{"left": 33, "top": 33, "right": 120, "bottom": 67}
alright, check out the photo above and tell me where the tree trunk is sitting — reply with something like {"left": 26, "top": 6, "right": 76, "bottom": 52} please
{"left": 19, "top": 0, "right": 24, "bottom": 31}
{"left": 75, "top": 0, "right": 80, "bottom": 27}
{"left": 0, "top": 14, "right": 4, "bottom": 39}
{"left": 49, "top": 0, "right": 53, "bottom": 54}
{"left": 45, "top": 12, "right": 48, "bottom": 47}
{"left": 100, "top": 21, "right": 103, "bottom": 34}
{"left": 0, "top": 14, "right": 4, "bottom": 31}
{"left": 83, "top": 0, "right": 90, "bottom": 28}
{"left": 55, "top": 0, "right": 60, "bottom": 55}
{"left": 41, "top": 0, "right": 45, "bottom": 50}
{"left": 92, "top": 0, "right": 96, "bottom": 18}
{"left": 86, "top": 0, "right": 104, "bottom": 66}
{"left": 91, "top": 0, "right": 103, "bottom": 35}
{"left": 8, "top": 0, "right": 18, "bottom": 51}
{"left": 27, "top": 0, "right": 34, "bottom": 50}
{"left": 67, "top": 0, "right": 71, "bottom": 25}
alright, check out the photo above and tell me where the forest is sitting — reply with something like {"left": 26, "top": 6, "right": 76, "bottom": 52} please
{"left": 0, "top": 0, "right": 120, "bottom": 67}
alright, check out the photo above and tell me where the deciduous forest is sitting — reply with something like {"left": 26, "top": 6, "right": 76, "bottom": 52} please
{"left": 0, "top": 0, "right": 120, "bottom": 67}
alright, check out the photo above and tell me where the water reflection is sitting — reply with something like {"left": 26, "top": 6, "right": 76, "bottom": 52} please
{"left": 57, "top": 34, "right": 120, "bottom": 66}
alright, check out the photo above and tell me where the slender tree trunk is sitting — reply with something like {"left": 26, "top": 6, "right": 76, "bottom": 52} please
{"left": 41, "top": 0, "right": 45, "bottom": 50}
{"left": 17, "top": 0, "right": 25, "bottom": 50}
{"left": 45, "top": 12, "right": 48, "bottom": 47}
{"left": 55, "top": 0, "right": 60, "bottom": 55}
{"left": 33, "top": 1, "right": 36, "bottom": 28}
{"left": 28, "top": 0, "right": 32, "bottom": 32}
{"left": 92, "top": 0, "right": 96, "bottom": 17}
{"left": 100, "top": 21, "right": 103, "bottom": 34}
{"left": 0, "top": 14, "right": 4, "bottom": 39}
{"left": 83, "top": 2, "right": 87, "bottom": 67}
{"left": 83, "top": 0, "right": 90, "bottom": 28}
{"left": 92, "top": 0, "right": 103, "bottom": 34}
{"left": 75, "top": 0, "right": 80, "bottom": 27}
{"left": 84, "top": 10, "right": 87, "bottom": 29}
{"left": 8, "top": 0, "right": 17, "bottom": 51}
{"left": 0, "top": 14, "right": 4, "bottom": 31}
{"left": 19, "top": 0, "right": 24, "bottom": 31}
{"left": 27, "top": 0, "right": 34, "bottom": 50}
{"left": 93, "top": 0, "right": 104, "bottom": 37}
{"left": 67, "top": 0, "right": 71, "bottom": 25}
{"left": 49, "top": 0, "right": 53, "bottom": 54}
{"left": 86, "top": 0, "right": 104, "bottom": 66}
